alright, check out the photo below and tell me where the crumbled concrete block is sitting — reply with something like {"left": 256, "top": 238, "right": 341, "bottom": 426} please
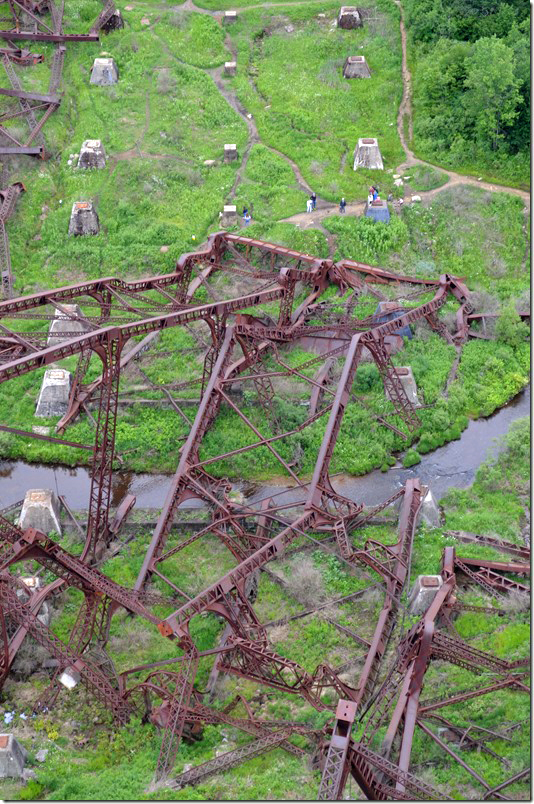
{"left": 78, "top": 139, "right": 106, "bottom": 169}
{"left": 343, "top": 55, "right": 371, "bottom": 78}
{"left": 35, "top": 368, "right": 71, "bottom": 417}
{"left": 47, "top": 304, "right": 89, "bottom": 346}
{"left": 411, "top": 195, "right": 422, "bottom": 202}
{"left": 0, "top": 734, "right": 28, "bottom": 778}
{"left": 220, "top": 205, "right": 237, "bottom": 227}
{"left": 353, "top": 137, "right": 383, "bottom": 170}
{"left": 18, "top": 489, "right": 62, "bottom": 536}
{"left": 35, "top": 749, "right": 48, "bottom": 763}
{"left": 224, "top": 144, "right": 238, "bottom": 162}
{"left": 68, "top": 201, "right": 100, "bottom": 236}
{"left": 90, "top": 57, "right": 118, "bottom": 85}
{"left": 224, "top": 61, "right": 236, "bottom": 76}
{"left": 408, "top": 575, "right": 443, "bottom": 615}
{"left": 223, "top": 10, "right": 237, "bottom": 23}
{"left": 203, "top": 159, "right": 216, "bottom": 167}
{"left": 337, "top": 6, "right": 362, "bottom": 28}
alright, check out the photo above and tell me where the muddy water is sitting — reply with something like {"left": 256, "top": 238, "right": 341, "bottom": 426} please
{"left": 0, "top": 386, "right": 529, "bottom": 511}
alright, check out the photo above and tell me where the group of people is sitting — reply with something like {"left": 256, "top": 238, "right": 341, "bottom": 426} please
{"left": 306, "top": 192, "right": 318, "bottom": 213}
{"left": 368, "top": 185, "right": 380, "bottom": 202}
{"left": 240, "top": 185, "right": 382, "bottom": 228}
{"left": 306, "top": 192, "right": 348, "bottom": 214}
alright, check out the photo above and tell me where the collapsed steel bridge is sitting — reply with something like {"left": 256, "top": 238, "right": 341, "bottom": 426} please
{"left": 0, "top": 234, "right": 529, "bottom": 798}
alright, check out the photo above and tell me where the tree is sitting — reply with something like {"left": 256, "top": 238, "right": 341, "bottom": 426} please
{"left": 462, "top": 36, "right": 522, "bottom": 150}
{"left": 495, "top": 306, "right": 529, "bottom": 347}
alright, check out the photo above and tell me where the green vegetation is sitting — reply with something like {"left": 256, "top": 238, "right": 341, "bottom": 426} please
{"left": 402, "top": 163, "right": 449, "bottom": 192}
{"left": 228, "top": 0, "right": 404, "bottom": 201}
{"left": 405, "top": 0, "right": 529, "bottom": 186}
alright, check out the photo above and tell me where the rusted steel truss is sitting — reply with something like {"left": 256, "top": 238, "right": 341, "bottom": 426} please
{"left": 0, "top": 235, "right": 529, "bottom": 798}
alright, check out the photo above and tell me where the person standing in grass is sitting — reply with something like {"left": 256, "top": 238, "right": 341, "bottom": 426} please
{"left": 306, "top": 198, "right": 313, "bottom": 213}
{"left": 311, "top": 191, "right": 317, "bottom": 209}
{"left": 244, "top": 212, "right": 251, "bottom": 226}
{"left": 339, "top": 197, "right": 346, "bottom": 213}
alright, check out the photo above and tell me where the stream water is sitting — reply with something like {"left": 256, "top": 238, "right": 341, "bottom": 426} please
{"left": 0, "top": 386, "right": 529, "bottom": 512}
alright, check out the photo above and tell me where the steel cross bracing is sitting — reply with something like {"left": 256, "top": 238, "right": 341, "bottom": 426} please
{"left": 1, "top": 236, "right": 527, "bottom": 796}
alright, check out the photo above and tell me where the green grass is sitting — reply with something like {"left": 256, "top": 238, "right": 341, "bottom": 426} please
{"left": 402, "top": 163, "right": 449, "bottom": 192}
{"left": 228, "top": 0, "right": 404, "bottom": 202}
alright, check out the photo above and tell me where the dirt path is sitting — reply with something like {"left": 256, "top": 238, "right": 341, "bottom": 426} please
{"left": 118, "top": 0, "right": 529, "bottom": 235}
{"left": 281, "top": 200, "right": 365, "bottom": 227}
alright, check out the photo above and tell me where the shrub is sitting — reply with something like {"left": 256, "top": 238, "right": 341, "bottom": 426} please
{"left": 289, "top": 557, "right": 326, "bottom": 607}
{"left": 403, "top": 448, "right": 421, "bottom": 467}
{"left": 495, "top": 306, "right": 530, "bottom": 347}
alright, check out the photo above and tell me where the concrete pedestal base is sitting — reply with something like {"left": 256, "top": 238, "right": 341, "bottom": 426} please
{"left": 224, "top": 144, "right": 238, "bottom": 162}
{"left": 224, "top": 61, "right": 236, "bottom": 76}
{"left": 90, "top": 57, "right": 119, "bottom": 85}
{"left": 221, "top": 205, "right": 237, "bottom": 227}
{"left": 343, "top": 55, "right": 371, "bottom": 78}
{"left": 223, "top": 10, "right": 237, "bottom": 23}
{"left": 47, "top": 304, "right": 89, "bottom": 346}
{"left": 103, "top": 9, "right": 124, "bottom": 31}
{"left": 365, "top": 199, "right": 390, "bottom": 223}
{"left": 420, "top": 487, "right": 441, "bottom": 527}
{"left": 353, "top": 137, "right": 383, "bottom": 170}
{"left": 35, "top": 368, "right": 71, "bottom": 417}
{"left": 337, "top": 6, "right": 362, "bottom": 28}
{"left": 386, "top": 366, "right": 420, "bottom": 406}
{"left": 408, "top": 575, "right": 443, "bottom": 615}
{"left": 19, "top": 489, "right": 62, "bottom": 536}
{"left": 78, "top": 139, "right": 106, "bottom": 169}
{"left": 68, "top": 201, "right": 99, "bottom": 236}
{"left": 0, "top": 735, "right": 28, "bottom": 779}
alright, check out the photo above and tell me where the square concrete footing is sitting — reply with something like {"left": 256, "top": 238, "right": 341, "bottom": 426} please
{"left": 408, "top": 575, "right": 443, "bottom": 615}
{"left": 90, "top": 57, "right": 119, "bottom": 85}
{"left": 68, "top": 201, "right": 100, "bottom": 236}
{"left": 343, "top": 55, "right": 371, "bottom": 78}
{"left": 0, "top": 735, "right": 28, "bottom": 779}
{"left": 224, "top": 144, "right": 238, "bottom": 162}
{"left": 223, "top": 10, "right": 237, "bottom": 23}
{"left": 353, "top": 137, "right": 383, "bottom": 170}
{"left": 221, "top": 205, "right": 237, "bottom": 227}
{"left": 224, "top": 61, "right": 237, "bottom": 76}
{"left": 35, "top": 368, "right": 71, "bottom": 417}
{"left": 18, "top": 489, "right": 62, "bottom": 536}
{"left": 337, "top": 6, "right": 362, "bottom": 28}
{"left": 47, "top": 304, "right": 89, "bottom": 346}
{"left": 78, "top": 139, "right": 106, "bottom": 169}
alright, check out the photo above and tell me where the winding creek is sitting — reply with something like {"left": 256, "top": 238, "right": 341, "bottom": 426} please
{"left": 0, "top": 386, "right": 529, "bottom": 513}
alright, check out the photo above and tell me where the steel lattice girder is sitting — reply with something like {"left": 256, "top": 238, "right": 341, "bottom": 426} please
{"left": 2, "top": 237, "right": 525, "bottom": 798}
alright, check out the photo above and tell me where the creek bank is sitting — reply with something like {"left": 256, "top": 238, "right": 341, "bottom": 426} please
{"left": 0, "top": 386, "right": 528, "bottom": 512}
